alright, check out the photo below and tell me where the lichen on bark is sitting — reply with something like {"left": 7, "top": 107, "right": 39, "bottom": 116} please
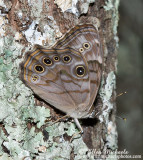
{"left": 0, "top": 0, "right": 120, "bottom": 159}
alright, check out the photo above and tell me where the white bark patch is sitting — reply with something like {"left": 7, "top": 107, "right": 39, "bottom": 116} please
{"left": 23, "top": 17, "right": 61, "bottom": 46}
{"left": 106, "top": 121, "right": 118, "bottom": 150}
{"left": 104, "top": 0, "right": 120, "bottom": 46}
{"left": 99, "top": 71, "right": 116, "bottom": 123}
{"left": 99, "top": 72, "right": 117, "bottom": 150}
{"left": 54, "top": 0, "right": 95, "bottom": 16}
{"left": 104, "top": 0, "right": 114, "bottom": 11}
{"left": 0, "top": 0, "right": 6, "bottom": 8}
{"left": 0, "top": 15, "right": 8, "bottom": 37}
{"left": 24, "top": 21, "right": 44, "bottom": 45}
{"left": 14, "top": 32, "right": 23, "bottom": 40}
{"left": 54, "top": 0, "right": 79, "bottom": 15}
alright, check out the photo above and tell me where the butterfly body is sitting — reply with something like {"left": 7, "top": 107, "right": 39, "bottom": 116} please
{"left": 20, "top": 24, "right": 103, "bottom": 129}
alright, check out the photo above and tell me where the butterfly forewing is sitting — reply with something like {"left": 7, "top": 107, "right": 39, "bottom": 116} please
{"left": 20, "top": 47, "right": 91, "bottom": 118}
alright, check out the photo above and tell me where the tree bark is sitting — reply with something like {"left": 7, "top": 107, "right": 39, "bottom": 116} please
{"left": 0, "top": 0, "right": 119, "bottom": 159}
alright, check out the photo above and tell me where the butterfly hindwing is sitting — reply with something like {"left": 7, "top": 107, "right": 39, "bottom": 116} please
{"left": 53, "top": 24, "right": 103, "bottom": 116}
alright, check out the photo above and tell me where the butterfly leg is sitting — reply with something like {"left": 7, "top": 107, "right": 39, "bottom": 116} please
{"left": 41, "top": 115, "right": 69, "bottom": 130}
{"left": 70, "top": 118, "right": 83, "bottom": 142}
{"left": 74, "top": 118, "right": 83, "bottom": 133}
{"left": 52, "top": 115, "right": 70, "bottom": 124}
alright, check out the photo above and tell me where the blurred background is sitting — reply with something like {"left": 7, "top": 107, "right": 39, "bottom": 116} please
{"left": 117, "top": 0, "right": 143, "bottom": 158}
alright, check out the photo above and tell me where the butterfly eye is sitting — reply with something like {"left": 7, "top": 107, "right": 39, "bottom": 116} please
{"left": 79, "top": 48, "right": 84, "bottom": 53}
{"left": 53, "top": 56, "right": 60, "bottom": 62}
{"left": 43, "top": 57, "right": 53, "bottom": 66}
{"left": 34, "top": 65, "right": 45, "bottom": 73}
{"left": 63, "top": 55, "right": 71, "bottom": 63}
{"left": 83, "top": 42, "right": 90, "bottom": 49}
{"left": 32, "top": 75, "right": 39, "bottom": 82}
{"left": 75, "top": 66, "right": 85, "bottom": 77}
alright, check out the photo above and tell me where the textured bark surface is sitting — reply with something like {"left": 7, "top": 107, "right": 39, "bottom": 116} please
{"left": 0, "top": 0, "right": 119, "bottom": 159}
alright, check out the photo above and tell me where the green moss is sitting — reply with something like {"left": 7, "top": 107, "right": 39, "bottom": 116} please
{"left": 0, "top": 153, "right": 14, "bottom": 160}
{"left": 0, "top": 33, "right": 88, "bottom": 159}
{"left": 0, "top": 34, "right": 52, "bottom": 158}
{"left": 73, "top": 138, "right": 94, "bottom": 160}
{"left": 0, "top": 57, "right": 3, "bottom": 64}
{"left": 66, "top": 122, "right": 78, "bottom": 136}
{"left": 23, "top": 128, "right": 44, "bottom": 153}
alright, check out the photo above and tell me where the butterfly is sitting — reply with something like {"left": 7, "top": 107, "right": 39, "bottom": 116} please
{"left": 20, "top": 24, "right": 103, "bottom": 132}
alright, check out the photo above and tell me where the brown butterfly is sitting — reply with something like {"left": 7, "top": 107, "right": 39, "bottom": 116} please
{"left": 20, "top": 24, "right": 103, "bottom": 132}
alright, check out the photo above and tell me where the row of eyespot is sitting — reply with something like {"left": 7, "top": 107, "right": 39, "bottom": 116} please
{"left": 31, "top": 42, "right": 90, "bottom": 81}
{"left": 34, "top": 41, "right": 90, "bottom": 70}
{"left": 32, "top": 64, "right": 86, "bottom": 82}
{"left": 33, "top": 54, "right": 71, "bottom": 73}
{"left": 34, "top": 63, "right": 86, "bottom": 76}
{"left": 43, "top": 54, "right": 72, "bottom": 66}
{"left": 79, "top": 42, "right": 90, "bottom": 53}
{"left": 41, "top": 41, "right": 91, "bottom": 66}
{"left": 34, "top": 42, "right": 90, "bottom": 73}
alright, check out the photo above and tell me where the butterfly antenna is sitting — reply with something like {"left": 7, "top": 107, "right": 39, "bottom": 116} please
{"left": 102, "top": 91, "right": 127, "bottom": 104}
{"left": 95, "top": 91, "right": 127, "bottom": 117}
{"left": 116, "top": 116, "right": 127, "bottom": 122}
{"left": 116, "top": 91, "right": 127, "bottom": 122}
{"left": 116, "top": 91, "right": 127, "bottom": 98}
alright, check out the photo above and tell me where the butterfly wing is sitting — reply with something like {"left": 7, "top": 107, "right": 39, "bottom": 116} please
{"left": 20, "top": 46, "right": 91, "bottom": 118}
{"left": 53, "top": 24, "right": 103, "bottom": 117}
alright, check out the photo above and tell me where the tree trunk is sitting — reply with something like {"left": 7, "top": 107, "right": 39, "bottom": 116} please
{"left": 0, "top": 0, "right": 119, "bottom": 159}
